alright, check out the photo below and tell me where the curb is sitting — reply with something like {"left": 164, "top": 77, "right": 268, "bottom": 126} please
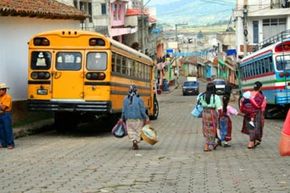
{"left": 13, "top": 119, "right": 54, "bottom": 138}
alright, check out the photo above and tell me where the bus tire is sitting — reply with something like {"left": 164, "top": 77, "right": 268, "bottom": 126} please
{"left": 149, "top": 97, "right": 159, "bottom": 120}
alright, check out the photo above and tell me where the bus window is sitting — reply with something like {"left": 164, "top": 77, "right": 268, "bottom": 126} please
{"left": 121, "top": 56, "right": 126, "bottom": 74}
{"left": 132, "top": 61, "right": 136, "bottom": 77}
{"left": 112, "top": 53, "right": 116, "bottom": 72}
{"left": 116, "top": 54, "right": 121, "bottom": 73}
{"left": 31, "top": 51, "right": 51, "bottom": 70}
{"left": 87, "top": 52, "right": 107, "bottom": 71}
{"left": 253, "top": 62, "right": 257, "bottom": 76}
{"left": 276, "top": 55, "right": 290, "bottom": 70}
{"left": 249, "top": 64, "right": 253, "bottom": 77}
{"left": 269, "top": 56, "right": 274, "bottom": 71}
{"left": 56, "top": 52, "right": 82, "bottom": 70}
{"left": 264, "top": 58, "right": 270, "bottom": 72}
{"left": 127, "top": 59, "right": 132, "bottom": 76}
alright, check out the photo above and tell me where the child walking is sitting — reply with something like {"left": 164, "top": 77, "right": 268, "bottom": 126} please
{"left": 217, "top": 95, "right": 243, "bottom": 147}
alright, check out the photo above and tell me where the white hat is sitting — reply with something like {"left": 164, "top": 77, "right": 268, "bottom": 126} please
{"left": 0, "top": 83, "right": 9, "bottom": 89}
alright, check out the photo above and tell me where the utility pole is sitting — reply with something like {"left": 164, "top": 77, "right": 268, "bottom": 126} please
{"left": 243, "top": 0, "right": 248, "bottom": 56}
{"left": 141, "top": 0, "right": 145, "bottom": 53}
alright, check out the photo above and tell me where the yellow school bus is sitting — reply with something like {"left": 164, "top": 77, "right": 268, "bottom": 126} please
{"left": 27, "top": 29, "right": 159, "bottom": 130}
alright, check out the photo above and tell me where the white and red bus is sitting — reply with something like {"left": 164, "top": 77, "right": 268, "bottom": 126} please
{"left": 239, "top": 30, "right": 290, "bottom": 118}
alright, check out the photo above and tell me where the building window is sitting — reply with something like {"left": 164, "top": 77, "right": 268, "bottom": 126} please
{"left": 253, "top": 21, "right": 259, "bottom": 44}
{"left": 262, "top": 18, "right": 287, "bottom": 39}
{"left": 101, "top": 3, "right": 107, "bottom": 15}
{"left": 78, "top": 1, "right": 93, "bottom": 22}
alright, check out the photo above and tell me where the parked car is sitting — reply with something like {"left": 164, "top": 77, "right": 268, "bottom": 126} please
{"left": 182, "top": 81, "right": 199, "bottom": 96}
{"left": 213, "top": 79, "right": 226, "bottom": 95}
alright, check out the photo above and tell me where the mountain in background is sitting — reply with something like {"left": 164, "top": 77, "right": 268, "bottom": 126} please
{"left": 150, "top": 0, "right": 235, "bottom": 27}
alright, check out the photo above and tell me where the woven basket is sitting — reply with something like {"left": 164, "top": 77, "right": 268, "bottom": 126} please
{"left": 141, "top": 125, "right": 158, "bottom": 145}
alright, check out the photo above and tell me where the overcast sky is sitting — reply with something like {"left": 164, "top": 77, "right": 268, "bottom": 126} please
{"left": 147, "top": 0, "right": 235, "bottom": 6}
{"left": 147, "top": 0, "right": 179, "bottom": 6}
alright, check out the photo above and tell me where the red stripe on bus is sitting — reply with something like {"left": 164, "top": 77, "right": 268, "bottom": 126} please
{"left": 242, "top": 85, "right": 285, "bottom": 91}
{"left": 241, "top": 71, "right": 275, "bottom": 81}
{"left": 242, "top": 50, "right": 272, "bottom": 62}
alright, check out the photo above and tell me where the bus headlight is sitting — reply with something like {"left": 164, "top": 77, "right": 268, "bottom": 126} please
{"left": 37, "top": 89, "right": 48, "bottom": 95}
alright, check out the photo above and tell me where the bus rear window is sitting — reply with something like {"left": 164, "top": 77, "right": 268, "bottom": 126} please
{"left": 86, "top": 52, "right": 107, "bottom": 71}
{"left": 56, "top": 52, "right": 82, "bottom": 70}
{"left": 31, "top": 51, "right": 51, "bottom": 70}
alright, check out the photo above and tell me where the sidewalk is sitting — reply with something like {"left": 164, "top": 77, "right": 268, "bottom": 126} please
{"left": 13, "top": 118, "right": 54, "bottom": 138}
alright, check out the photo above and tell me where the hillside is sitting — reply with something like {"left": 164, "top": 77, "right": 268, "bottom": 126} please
{"left": 149, "top": 0, "right": 235, "bottom": 26}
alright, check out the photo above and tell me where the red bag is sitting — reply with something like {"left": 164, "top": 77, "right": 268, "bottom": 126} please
{"left": 279, "top": 132, "right": 290, "bottom": 156}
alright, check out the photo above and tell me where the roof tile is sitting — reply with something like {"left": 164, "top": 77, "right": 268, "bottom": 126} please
{"left": 0, "top": 0, "right": 86, "bottom": 20}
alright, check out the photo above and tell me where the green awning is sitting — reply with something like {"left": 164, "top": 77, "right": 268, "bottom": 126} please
{"left": 218, "top": 59, "right": 235, "bottom": 71}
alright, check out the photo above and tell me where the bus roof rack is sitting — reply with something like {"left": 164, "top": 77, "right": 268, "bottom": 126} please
{"left": 257, "top": 30, "right": 290, "bottom": 50}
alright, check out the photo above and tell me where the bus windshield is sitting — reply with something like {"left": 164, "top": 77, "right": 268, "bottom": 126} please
{"left": 276, "top": 55, "right": 290, "bottom": 71}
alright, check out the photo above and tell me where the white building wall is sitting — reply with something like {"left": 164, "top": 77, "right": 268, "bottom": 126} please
{"left": 0, "top": 17, "right": 80, "bottom": 101}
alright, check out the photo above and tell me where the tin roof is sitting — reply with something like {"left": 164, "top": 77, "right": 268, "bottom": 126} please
{"left": 0, "top": 0, "right": 86, "bottom": 20}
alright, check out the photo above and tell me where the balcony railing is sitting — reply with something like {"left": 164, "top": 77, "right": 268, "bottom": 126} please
{"left": 255, "top": 30, "right": 290, "bottom": 51}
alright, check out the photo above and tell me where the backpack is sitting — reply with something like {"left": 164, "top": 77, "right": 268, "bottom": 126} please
{"left": 218, "top": 113, "right": 232, "bottom": 141}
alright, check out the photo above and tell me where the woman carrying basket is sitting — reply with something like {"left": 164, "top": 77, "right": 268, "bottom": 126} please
{"left": 121, "top": 85, "right": 149, "bottom": 150}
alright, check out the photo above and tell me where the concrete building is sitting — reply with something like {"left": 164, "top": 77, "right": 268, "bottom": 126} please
{"left": 58, "top": 0, "right": 157, "bottom": 55}
{"left": 235, "top": 0, "right": 290, "bottom": 57}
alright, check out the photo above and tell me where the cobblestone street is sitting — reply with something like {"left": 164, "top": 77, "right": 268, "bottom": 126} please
{"left": 0, "top": 86, "right": 289, "bottom": 193}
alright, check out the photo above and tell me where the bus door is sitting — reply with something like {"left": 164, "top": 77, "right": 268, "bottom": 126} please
{"left": 52, "top": 51, "right": 84, "bottom": 99}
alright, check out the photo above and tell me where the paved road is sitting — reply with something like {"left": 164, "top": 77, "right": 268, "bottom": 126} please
{"left": 0, "top": 86, "right": 289, "bottom": 193}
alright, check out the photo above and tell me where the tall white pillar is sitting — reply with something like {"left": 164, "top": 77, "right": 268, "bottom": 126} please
{"left": 236, "top": 16, "right": 244, "bottom": 57}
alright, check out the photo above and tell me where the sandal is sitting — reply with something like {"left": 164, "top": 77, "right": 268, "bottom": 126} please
{"left": 204, "top": 144, "right": 211, "bottom": 152}
{"left": 255, "top": 140, "right": 261, "bottom": 147}
{"left": 132, "top": 140, "right": 139, "bottom": 150}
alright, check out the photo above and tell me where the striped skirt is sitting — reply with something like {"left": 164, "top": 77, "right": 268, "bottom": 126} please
{"left": 126, "top": 119, "right": 144, "bottom": 142}
{"left": 202, "top": 108, "right": 218, "bottom": 146}
{"left": 242, "top": 110, "right": 264, "bottom": 142}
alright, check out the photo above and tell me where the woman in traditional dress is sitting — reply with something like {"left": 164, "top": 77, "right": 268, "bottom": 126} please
{"left": 199, "top": 82, "right": 222, "bottom": 151}
{"left": 240, "top": 81, "right": 266, "bottom": 149}
{"left": 122, "top": 85, "right": 149, "bottom": 150}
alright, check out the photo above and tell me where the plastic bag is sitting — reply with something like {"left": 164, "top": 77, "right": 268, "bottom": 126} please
{"left": 191, "top": 104, "right": 203, "bottom": 118}
{"left": 191, "top": 92, "right": 204, "bottom": 118}
{"left": 112, "top": 120, "right": 127, "bottom": 138}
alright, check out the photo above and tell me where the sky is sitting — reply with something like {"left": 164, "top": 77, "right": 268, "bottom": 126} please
{"left": 147, "top": 0, "right": 235, "bottom": 6}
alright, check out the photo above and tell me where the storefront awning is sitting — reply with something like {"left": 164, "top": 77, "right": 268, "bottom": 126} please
{"left": 218, "top": 59, "right": 235, "bottom": 71}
